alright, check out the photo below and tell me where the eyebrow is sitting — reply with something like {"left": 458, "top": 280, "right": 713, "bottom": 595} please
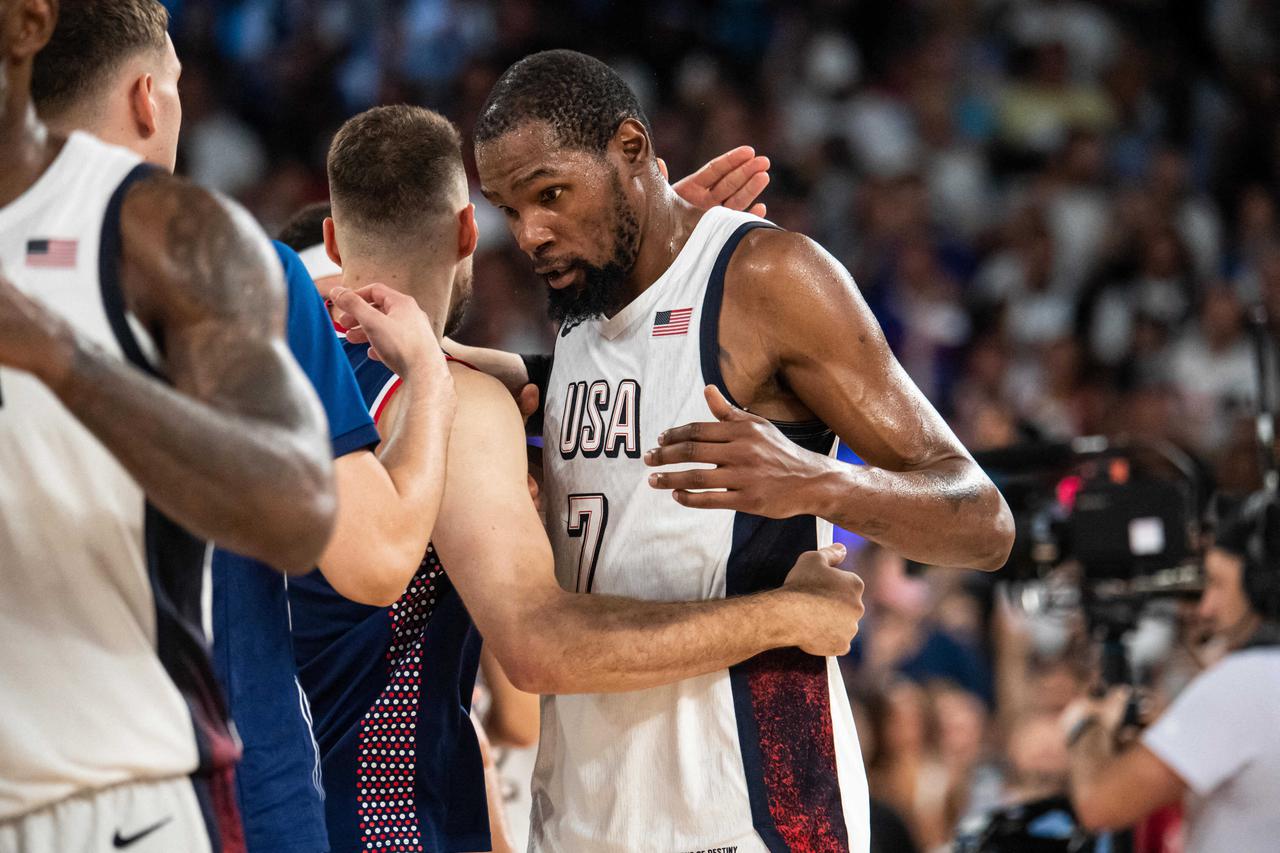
{"left": 511, "top": 167, "right": 560, "bottom": 191}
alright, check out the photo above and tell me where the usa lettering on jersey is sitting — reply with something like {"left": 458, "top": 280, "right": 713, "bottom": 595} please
{"left": 558, "top": 378, "right": 641, "bottom": 460}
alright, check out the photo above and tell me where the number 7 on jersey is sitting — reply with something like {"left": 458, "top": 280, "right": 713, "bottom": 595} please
{"left": 567, "top": 493, "right": 609, "bottom": 593}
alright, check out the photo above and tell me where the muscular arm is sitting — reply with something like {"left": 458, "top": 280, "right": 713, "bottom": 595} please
{"left": 652, "top": 231, "right": 1012, "bottom": 570}
{"left": 40, "top": 175, "right": 334, "bottom": 571}
{"left": 431, "top": 366, "right": 860, "bottom": 695}
{"left": 755, "top": 234, "right": 1011, "bottom": 568}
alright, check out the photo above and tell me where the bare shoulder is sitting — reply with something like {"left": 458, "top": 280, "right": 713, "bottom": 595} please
{"left": 724, "top": 226, "right": 871, "bottom": 357}
{"left": 449, "top": 362, "right": 524, "bottom": 436}
{"left": 118, "top": 172, "right": 284, "bottom": 331}
{"left": 450, "top": 361, "right": 517, "bottom": 409}
{"left": 727, "top": 228, "right": 859, "bottom": 314}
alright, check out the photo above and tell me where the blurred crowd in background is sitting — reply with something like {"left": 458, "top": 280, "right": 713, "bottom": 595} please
{"left": 160, "top": 0, "right": 1280, "bottom": 848}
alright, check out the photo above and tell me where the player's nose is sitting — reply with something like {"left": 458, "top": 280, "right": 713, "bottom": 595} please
{"left": 516, "top": 218, "right": 554, "bottom": 257}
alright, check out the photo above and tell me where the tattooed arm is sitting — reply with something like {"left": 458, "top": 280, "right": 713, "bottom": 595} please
{"left": 1, "top": 174, "right": 334, "bottom": 571}
{"left": 646, "top": 230, "right": 1013, "bottom": 570}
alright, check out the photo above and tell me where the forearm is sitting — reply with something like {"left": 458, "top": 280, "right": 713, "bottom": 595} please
{"left": 1068, "top": 723, "right": 1118, "bottom": 827}
{"left": 374, "top": 373, "right": 454, "bottom": 551}
{"left": 810, "top": 456, "right": 1013, "bottom": 570}
{"left": 507, "top": 589, "right": 801, "bottom": 694}
{"left": 51, "top": 337, "right": 333, "bottom": 572}
{"left": 319, "top": 375, "right": 454, "bottom": 605}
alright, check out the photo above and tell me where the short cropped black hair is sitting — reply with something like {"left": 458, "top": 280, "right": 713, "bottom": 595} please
{"left": 33, "top": 0, "right": 169, "bottom": 117}
{"left": 328, "top": 105, "right": 464, "bottom": 233}
{"left": 475, "top": 49, "right": 651, "bottom": 153}
{"left": 278, "top": 202, "right": 332, "bottom": 252}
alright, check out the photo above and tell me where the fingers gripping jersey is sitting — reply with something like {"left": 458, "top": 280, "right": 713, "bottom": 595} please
{"left": 534, "top": 207, "right": 870, "bottom": 853}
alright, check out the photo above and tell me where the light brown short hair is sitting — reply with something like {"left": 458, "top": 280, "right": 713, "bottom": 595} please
{"left": 327, "top": 105, "right": 465, "bottom": 236}
{"left": 32, "top": 0, "right": 169, "bottom": 117}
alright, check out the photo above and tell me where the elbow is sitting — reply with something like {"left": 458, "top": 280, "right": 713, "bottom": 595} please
{"left": 491, "top": 642, "right": 558, "bottom": 696}
{"left": 1072, "top": 791, "right": 1117, "bottom": 834}
{"left": 502, "top": 656, "right": 555, "bottom": 696}
{"left": 272, "top": 489, "right": 338, "bottom": 575}
{"left": 259, "top": 456, "right": 338, "bottom": 575}
{"left": 971, "top": 485, "right": 1015, "bottom": 572}
{"left": 325, "top": 539, "right": 423, "bottom": 607}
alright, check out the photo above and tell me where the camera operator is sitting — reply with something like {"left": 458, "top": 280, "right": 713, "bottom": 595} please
{"left": 1061, "top": 491, "right": 1280, "bottom": 851}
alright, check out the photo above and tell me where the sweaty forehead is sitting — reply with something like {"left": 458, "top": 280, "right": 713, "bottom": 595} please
{"left": 476, "top": 120, "right": 606, "bottom": 194}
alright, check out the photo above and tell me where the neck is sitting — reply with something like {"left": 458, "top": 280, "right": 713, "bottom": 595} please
{"left": 623, "top": 180, "right": 703, "bottom": 302}
{"left": 340, "top": 255, "right": 453, "bottom": 341}
{"left": 0, "top": 93, "right": 60, "bottom": 209}
{"left": 1228, "top": 613, "right": 1264, "bottom": 651}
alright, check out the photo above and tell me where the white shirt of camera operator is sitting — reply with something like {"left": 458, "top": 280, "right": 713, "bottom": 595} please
{"left": 1142, "top": 647, "right": 1280, "bottom": 853}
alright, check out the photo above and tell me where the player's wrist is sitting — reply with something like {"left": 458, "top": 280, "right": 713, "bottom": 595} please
{"left": 760, "top": 587, "right": 810, "bottom": 649}
{"left": 802, "top": 455, "right": 848, "bottom": 521}
{"left": 35, "top": 318, "right": 83, "bottom": 397}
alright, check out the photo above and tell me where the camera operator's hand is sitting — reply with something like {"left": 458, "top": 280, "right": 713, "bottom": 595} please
{"left": 1062, "top": 686, "right": 1134, "bottom": 747}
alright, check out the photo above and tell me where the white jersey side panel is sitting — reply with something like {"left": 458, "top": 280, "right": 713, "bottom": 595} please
{"left": 534, "top": 207, "right": 868, "bottom": 852}
{"left": 0, "top": 133, "right": 199, "bottom": 820}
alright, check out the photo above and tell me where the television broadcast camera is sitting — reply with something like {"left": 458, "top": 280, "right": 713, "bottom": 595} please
{"left": 955, "top": 307, "right": 1280, "bottom": 853}
{"left": 976, "top": 434, "right": 1207, "bottom": 686}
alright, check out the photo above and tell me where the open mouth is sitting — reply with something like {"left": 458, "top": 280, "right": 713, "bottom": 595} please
{"left": 540, "top": 266, "right": 580, "bottom": 289}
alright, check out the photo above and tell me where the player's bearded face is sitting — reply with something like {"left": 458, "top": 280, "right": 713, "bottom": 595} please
{"left": 544, "top": 170, "right": 640, "bottom": 326}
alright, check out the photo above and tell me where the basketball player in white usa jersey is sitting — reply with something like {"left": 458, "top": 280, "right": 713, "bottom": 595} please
{"left": 474, "top": 51, "right": 1015, "bottom": 852}
{"left": 0, "top": 1, "right": 335, "bottom": 850}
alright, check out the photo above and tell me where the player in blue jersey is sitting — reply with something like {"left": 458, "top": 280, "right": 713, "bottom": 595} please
{"left": 32, "top": 4, "right": 458, "bottom": 851}
{"left": 294, "top": 103, "right": 867, "bottom": 853}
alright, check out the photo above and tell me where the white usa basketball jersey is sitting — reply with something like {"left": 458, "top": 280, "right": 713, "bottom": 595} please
{"left": 0, "top": 132, "right": 230, "bottom": 821}
{"left": 534, "top": 206, "right": 870, "bottom": 852}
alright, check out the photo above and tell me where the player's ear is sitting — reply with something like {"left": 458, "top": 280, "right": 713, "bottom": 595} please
{"left": 9, "top": 0, "right": 57, "bottom": 60}
{"left": 129, "top": 73, "right": 158, "bottom": 139}
{"left": 613, "top": 118, "right": 651, "bottom": 171}
{"left": 458, "top": 204, "right": 478, "bottom": 261}
{"left": 323, "top": 217, "right": 342, "bottom": 266}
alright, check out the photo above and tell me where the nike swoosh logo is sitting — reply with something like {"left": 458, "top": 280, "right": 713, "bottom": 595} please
{"left": 112, "top": 816, "right": 173, "bottom": 848}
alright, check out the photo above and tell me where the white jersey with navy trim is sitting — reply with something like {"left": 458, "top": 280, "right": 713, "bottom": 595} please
{"left": 533, "top": 206, "right": 869, "bottom": 852}
{"left": 0, "top": 132, "right": 205, "bottom": 821}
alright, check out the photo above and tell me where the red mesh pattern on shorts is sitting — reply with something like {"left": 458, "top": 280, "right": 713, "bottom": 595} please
{"left": 745, "top": 647, "right": 848, "bottom": 852}
{"left": 355, "top": 544, "right": 447, "bottom": 852}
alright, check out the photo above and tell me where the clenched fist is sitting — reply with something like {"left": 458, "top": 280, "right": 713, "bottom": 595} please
{"left": 781, "top": 542, "right": 866, "bottom": 657}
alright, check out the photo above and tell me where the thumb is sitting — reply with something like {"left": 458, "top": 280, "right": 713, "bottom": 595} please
{"left": 657, "top": 157, "right": 670, "bottom": 183}
{"left": 818, "top": 542, "right": 848, "bottom": 567}
{"left": 331, "top": 286, "right": 383, "bottom": 329}
{"left": 704, "top": 384, "right": 746, "bottom": 422}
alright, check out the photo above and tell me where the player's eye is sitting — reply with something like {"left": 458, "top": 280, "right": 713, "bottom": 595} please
{"left": 499, "top": 205, "right": 518, "bottom": 220}
{"left": 540, "top": 187, "right": 564, "bottom": 204}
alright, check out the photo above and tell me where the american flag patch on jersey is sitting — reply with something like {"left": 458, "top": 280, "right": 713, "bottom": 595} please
{"left": 652, "top": 307, "right": 693, "bottom": 337}
{"left": 26, "top": 239, "right": 78, "bottom": 269}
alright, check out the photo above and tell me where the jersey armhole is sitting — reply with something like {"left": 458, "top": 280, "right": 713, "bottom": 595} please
{"left": 99, "top": 163, "right": 165, "bottom": 379}
{"left": 697, "top": 223, "right": 834, "bottom": 451}
{"left": 697, "top": 221, "right": 777, "bottom": 411}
